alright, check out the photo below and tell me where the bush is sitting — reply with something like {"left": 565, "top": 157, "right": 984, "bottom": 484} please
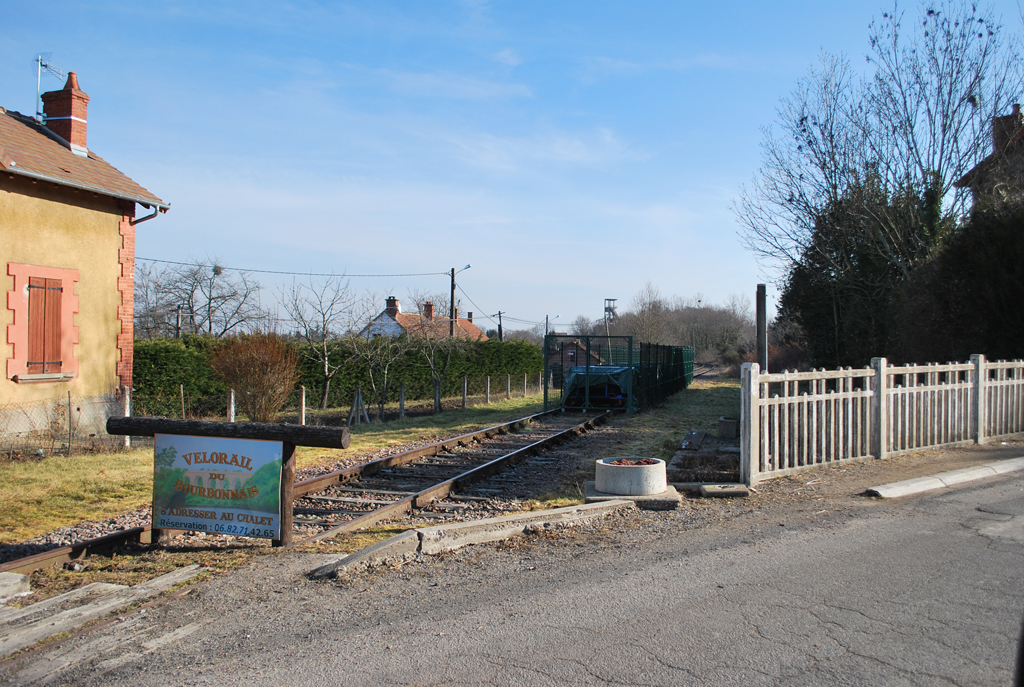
{"left": 133, "top": 337, "right": 227, "bottom": 417}
{"left": 210, "top": 334, "right": 299, "bottom": 422}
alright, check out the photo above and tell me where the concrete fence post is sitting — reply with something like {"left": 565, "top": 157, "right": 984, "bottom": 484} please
{"left": 462, "top": 377, "right": 468, "bottom": 409}
{"left": 870, "top": 357, "right": 887, "bottom": 460}
{"left": 299, "top": 386, "right": 306, "bottom": 426}
{"left": 523, "top": 373, "right": 528, "bottom": 398}
{"left": 227, "top": 389, "right": 236, "bottom": 423}
{"left": 486, "top": 376, "right": 491, "bottom": 404}
{"left": 740, "top": 363, "right": 760, "bottom": 485}
{"left": 120, "top": 385, "right": 131, "bottom": 449}
{"left": 971, "top": 354, "right": 987, "bottom": 445}
{"left": 506, "top": 374, "right": 511, "bottom": 400}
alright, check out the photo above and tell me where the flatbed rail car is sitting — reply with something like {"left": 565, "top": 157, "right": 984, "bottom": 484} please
{"left": 542, "top": 334, "right": 693, "bottom": 412}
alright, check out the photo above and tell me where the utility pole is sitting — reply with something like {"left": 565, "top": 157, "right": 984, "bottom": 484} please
{"left": 756, "top": 284, "right": 768, "bottom": 373}
{"left": 449, "top": 268, "right": 456, "bottom": 337}
{"left": 497, "top": 311, "right": 503, "bottom": 342}
{"left": 175, "top": 305, "right": 182, "bottom": 339}
{"left": 545, "top": 315, "right": 549, "bottom": 337}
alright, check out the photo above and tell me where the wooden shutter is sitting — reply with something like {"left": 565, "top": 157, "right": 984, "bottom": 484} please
{"left": 27, "top": 277, "right": 45, "bottom": 374}
{"left": 44, "top": 278, "right": 62, "bottom": 373}
{"left": 26, "top": 276, "right": 62, "bottom": 374}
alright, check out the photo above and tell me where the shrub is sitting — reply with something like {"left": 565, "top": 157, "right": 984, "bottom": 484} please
{"left": 210, "top": 334, "right": 299, "bottom": 422}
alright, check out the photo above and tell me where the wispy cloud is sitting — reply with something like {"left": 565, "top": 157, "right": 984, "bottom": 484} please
{"left": 441, "top": 125, "right": 645, "bottom": 172}
{"left": 493, "top": 48, "right": 522, "bottom": 66}
{"left": 581, "top": 51, "right": 769, "bottom": 81}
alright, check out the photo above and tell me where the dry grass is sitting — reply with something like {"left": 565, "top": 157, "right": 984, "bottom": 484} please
{"left": 0, "top": 395, "right": 547, "bottom": 546}
{"left": 599, "top": 376, "right": 740, "bottom": 461}
{"left": 294, "top": 394, "right": 546, "bottom": 469}
{"left": 0, "top": 450, "right": 154, "bottom": 546}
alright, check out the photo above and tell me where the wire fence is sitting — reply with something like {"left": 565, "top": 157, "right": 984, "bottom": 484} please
{"left": 1, "top": 373, "right": 544, "bottom": 456}
{"left": 132, "top": 372, "right": 545, "bottom": 426}
{"left": 0, "top": 390, "right": 129, "bottom": 458}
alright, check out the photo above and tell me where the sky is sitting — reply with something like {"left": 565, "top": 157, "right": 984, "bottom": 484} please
{"left": 3, "top": 1, "right": 1022, "bottom": 334}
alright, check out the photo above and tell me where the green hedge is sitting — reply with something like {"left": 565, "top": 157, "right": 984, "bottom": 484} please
{"left": 132, "top": 336, "right": 543, "bottom": 416}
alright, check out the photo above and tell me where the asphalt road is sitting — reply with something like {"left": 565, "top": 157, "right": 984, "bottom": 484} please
{"left": 22, "top": 468, "right": 1024, "bottom": 686}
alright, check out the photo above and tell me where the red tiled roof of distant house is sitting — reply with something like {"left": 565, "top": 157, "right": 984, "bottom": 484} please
{"left": 393, "top": 313, "right": 489, "bottom": 341}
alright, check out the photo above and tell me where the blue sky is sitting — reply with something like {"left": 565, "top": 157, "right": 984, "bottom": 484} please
{"left": 3, "top": 1, "right": 1021, "bottom": 333}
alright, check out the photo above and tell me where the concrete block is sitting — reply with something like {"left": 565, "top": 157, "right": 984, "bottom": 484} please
{"left": 0, "top": 565, "right": 205, "bottom": 658}
{"left": 867, "top": 476, "right": 946, "bottom": 498}
{"left": 0, "top": 573, "right": 29, "bottom": 600}
{"left": 937, "top": 466, "right": 997, "bottom": 486}
{"left": 989, "top": 457, "right": 1024, "bottom": 474}
{"left": 585, "top": 482, "right": 681, "bottom": 510}
{"left": 417, "top": 500, "right": 634, "bottom": 555}
{"left": 699, "top": 484, "right": 750, "bottom": 498}
{"left": 308, "top": 530, "right": 421, "bottom": 579}
{"left": 718, "top": 417, "right": 739, "bottom": 440}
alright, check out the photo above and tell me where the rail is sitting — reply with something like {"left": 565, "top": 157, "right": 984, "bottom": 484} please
{"left": 0, "top": 410, "right": 609, "bottom": 576}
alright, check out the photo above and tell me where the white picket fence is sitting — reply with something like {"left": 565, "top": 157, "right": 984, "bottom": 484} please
{"left": 740, "top": 355, "right": 1024, "bottom": 485}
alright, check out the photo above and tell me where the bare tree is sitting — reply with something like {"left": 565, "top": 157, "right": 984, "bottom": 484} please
{"left": 280, "top": 276, "right": 353, "bottom": 409}
{"left": 346, "top": 294, "right": 414, "bottom": 421}
{"left": 735, "top": 2, "right": 1023, "bottom": 277}
{"left": 133, "top": 259, "right": 267, "bottom": 338}
{"left": 625, "top": 281, "right": 667, "bottom": 344}
{"left": 570, "top": 315, "right": 596, "bottom": 337}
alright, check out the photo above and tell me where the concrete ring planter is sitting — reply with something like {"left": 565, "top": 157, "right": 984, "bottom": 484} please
{"left": 594, "top": 457, "right": 667, "bottom": 496}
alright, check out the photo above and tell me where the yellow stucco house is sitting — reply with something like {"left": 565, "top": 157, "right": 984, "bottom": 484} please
{"left": 1, "top": 72, "right": 168, "bottom": 448}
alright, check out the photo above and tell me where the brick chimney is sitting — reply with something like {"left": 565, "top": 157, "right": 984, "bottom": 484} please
{"left": 385, "top": 296, "right": 400, "bottom": 317}
{"left": 41, "top": 72, "right": 90, "bottom": 157}
{"left": 423, "top": 301, "right": 434, "bottom": 320}
{"left": 992, "top": 103, "right": 1023, "bottom": 154}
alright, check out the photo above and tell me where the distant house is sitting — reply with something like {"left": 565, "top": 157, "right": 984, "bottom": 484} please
{"left": 362, "top": 296, "right": 488, "bottom": 341}
{"left": 1, "top": 72, "right": 168, "bottom": 443}
{"left": 955, "top": 104, "right": 1024, "bottom": 209}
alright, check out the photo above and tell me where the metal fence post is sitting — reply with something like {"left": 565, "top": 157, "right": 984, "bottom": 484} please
{"left": 740, "top": 363, "right": 759, "bottom": 485}
{"left": 227, "top": 389, "right": 236, "bottom": 423}
{"left": 971, "top": 354, "right": 987, "bottom": 445}
{"left": 870, "top": 357, "right": 887, "bottom": 460}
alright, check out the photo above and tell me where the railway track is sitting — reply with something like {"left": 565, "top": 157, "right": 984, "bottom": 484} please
{"left": 0, "top": 409, "right": 610, "bottom": 576}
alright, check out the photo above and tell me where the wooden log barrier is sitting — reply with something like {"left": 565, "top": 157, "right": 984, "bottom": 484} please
{"left": 106, "top": 417, "right": 351, "bottom": 449}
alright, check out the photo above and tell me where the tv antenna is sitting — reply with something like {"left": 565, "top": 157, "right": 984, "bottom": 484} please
{"left": 33, "top": 53, "right": 66, "bottom": 120}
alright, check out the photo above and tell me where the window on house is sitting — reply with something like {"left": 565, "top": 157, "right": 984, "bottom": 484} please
{"left": 27, "top": 277, "right": 63, "bottom": 374}
{"left": 6, "top": 262, "right": 79, "bottom": 383}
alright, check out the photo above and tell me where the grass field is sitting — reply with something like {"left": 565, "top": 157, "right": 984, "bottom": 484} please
{"left": 0, "top": 379, "right": 740, "bottom": 548}
{"left": 0, "top": 394, "right": 547, "bottom": 546}
{"left": 5, "top": 377, "right": 741, "bottom": 600}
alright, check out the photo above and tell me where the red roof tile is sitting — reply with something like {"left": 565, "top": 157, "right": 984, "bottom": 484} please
{"left": 394, "top": 313, "right": 489, "bottom": 341}
{"left": 0, "top": 108, "right": 167, "bottom": 209}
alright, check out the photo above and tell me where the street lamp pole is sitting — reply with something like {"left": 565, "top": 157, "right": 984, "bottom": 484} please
{"left": 450, "top": 268, "right": 456, "bottom": 337}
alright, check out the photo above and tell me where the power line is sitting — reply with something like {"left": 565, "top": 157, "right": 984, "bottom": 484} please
{"left": 137, "top": 257, "right": 448, "bottom": 279}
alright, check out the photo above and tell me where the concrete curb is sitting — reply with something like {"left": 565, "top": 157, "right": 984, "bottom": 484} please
{"left": 867, "top": 457, "right": 1024, "bottom": 498}
{"left": 309, "top": 500, "right": 635, "bottom": 579}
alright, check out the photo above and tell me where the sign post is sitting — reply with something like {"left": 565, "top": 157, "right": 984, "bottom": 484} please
{"left": 108, "top": 417, "right": 351, "bottom": 550}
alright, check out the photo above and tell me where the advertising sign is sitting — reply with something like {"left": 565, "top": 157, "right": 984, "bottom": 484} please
{"left": 153, "top": 434, "right": 283, "bottom": 539}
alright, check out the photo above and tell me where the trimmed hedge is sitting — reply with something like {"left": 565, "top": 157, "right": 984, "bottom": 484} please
{"left": 133, "top": 336, "right": 543, "bottom": 417}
